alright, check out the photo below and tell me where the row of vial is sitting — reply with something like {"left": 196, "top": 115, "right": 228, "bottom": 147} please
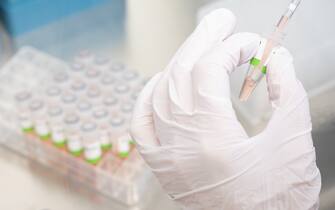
{"left": 14, "top": 52, "right": 147, "bottom": 165}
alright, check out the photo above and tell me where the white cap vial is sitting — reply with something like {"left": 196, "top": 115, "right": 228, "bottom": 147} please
{"left": 117, "top": 134, "right": 132, "bottom": 158}
{"left": 109, "top": 62, "right": 125, "bottom": 73}
{"left": 74, "top": 50, "right": 95, "bottom": 65}
{"left": 47, "top": 105, "right": 65, "bottom": 147}
{"left": 81, "top": 122, "right": 102, "bottom": 165}
{"left": 63, "top": 113, "right": 83, "bottom": 156}
{"left": 19, "top": 111, "right": 34, "bottom": 133}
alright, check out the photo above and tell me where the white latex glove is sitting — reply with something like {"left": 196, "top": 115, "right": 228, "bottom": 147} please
{"left": 131, "top": 9, "right": 321, "bottom": 210}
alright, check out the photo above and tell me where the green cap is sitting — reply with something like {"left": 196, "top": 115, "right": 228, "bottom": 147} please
{"left": 39, "top": 133, "right": 51, "bottom": 141}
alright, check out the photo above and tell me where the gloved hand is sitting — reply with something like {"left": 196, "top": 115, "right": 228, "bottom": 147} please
{"left": 130, "top": 9, "right": 321, "bottom": 210}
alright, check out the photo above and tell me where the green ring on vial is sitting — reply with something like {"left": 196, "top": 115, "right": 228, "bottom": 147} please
{"left": 119, "top": 151, "right": 129, "bottom": 158}
{"left": 53, "top": 140, "right": 66, "bottom": 148}
{"left": 250, "top": 57, "right": 267, "bottom": 74}
{"left": 22, "top": 127, "right": 34, "bottom": 133}
{"left": 101, "top": 143, "right": 112, "bottom": 151}
{"left": 86, "top": 156, "right": 102, "bottom": 165}
{"left": 70, "top": 149, "right": 83, "bottom": 157}
{"left": 39, "top": 133, "right": 51, "bottom": 141}
{"left": 129, "top": 139, "right": 135, "bottom": 145}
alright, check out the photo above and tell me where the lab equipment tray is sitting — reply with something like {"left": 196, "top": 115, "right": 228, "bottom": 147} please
{"left": 0, "top": 46, "right": 154, "bottom": 206}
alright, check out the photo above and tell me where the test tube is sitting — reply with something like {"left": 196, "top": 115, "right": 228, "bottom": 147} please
{"left": 45, "top": 86, "right": 62, "bottom": 105}
{"left": 14, "top": 91, "right": 33, "bottom": 132}
{"left": 120, "top": 101, "right": 134, "bottom": 120}
{"left": 47, "top": 105, "right": 66, "bottom": 148}
{"left": 114, "top": 83, "right": 130, "bottom": 101}
{"left": 93, "top": 56, "right": 110, "bottom": 72}
{"left": 53, "top": 71, "right": 69, "bottom": 84}
{"left": 239, "top": 0, "right": 302, "bottom": 101}
{"left": 29, "top": 99, "right": 50, "bottom": 140}
{"left": 109, "top": 115, "right": 128, "bottom": 157}
{"left": 100, "top": 73, "right": 117, "bottom": 88}
{"left": 116, "top": 134, "right": 132, "bottom": 158}
{"left": 74, "top": 50, "right": 95, "bottom": 66}
{"left": 76, "top": 98, "right": 93, "bottom": 116}
{"left": 81, "top": 121, "right": 102, "bottom": 165}
{"left": 69, "top": 78, "right": 87, "bottom": 93}
{"left": 109, "top": 62, "right": 125, "bottom": 78}
{"left": 64, "top": 112, "right": 83, "bottom": 156}
{"left": 61, "top": 91, "right": 77, "bottom": 106}
{"left": 86, "top": 85, "right": 101, "bottom": 101}
{"left": 92, "top": 106, "right": 112, "bottom": 151}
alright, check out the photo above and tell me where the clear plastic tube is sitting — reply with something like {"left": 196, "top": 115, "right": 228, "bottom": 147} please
{"left": 239, "top": 0, "right": 302, "bottom": 101}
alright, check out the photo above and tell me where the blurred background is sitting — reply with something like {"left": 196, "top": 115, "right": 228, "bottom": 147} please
{"left": 0, "top": 0, "right": 334, "bottom": 209}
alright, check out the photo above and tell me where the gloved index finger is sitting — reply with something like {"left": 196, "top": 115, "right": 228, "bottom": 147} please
{"left": 172, "top": 8, "right": 237, "bottom": 71}
{"left": 192, "top": 32, "right": 260, "bottom": 103}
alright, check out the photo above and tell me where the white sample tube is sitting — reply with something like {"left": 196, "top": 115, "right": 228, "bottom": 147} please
{"left": 69, "top": 78, "right": 87, "bottom": 92}
{"left": 93, "top": 56, "right": 110, "bottom": 72}
{"left": 81, "top": 121, "right": 102, "bottom": 165}
{"left": 47, "top": 105, "right": 66, "bottom": 147}
{"left": 63, "top": 112, "right": 83, "bottom": 156}
{"left": 14, "top": 90, "right": 33, "bottom": 132}
{"left": 29, "top": 99, "right": 50, "bottom": 140}
{"left": 117, "top": 133, "right": 132, "bottom": 158}
{"left": 74, "top": 50, "right": 95, "bottom": 66}
{"left": 92, "top": 107, "right": 111, "bottom": 150}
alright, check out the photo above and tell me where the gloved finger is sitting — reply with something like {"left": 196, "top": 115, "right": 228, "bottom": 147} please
{"left": 165, "top": 8, "right": 236, "bottom": 113}
{"left": 192, "top": 32, "right": 260, "bottom": 110}
{"left": 183, "top": 33, "right": 260, "bottom": 140}
{"left": 263, "top": 47, "right": 312, "bottom": 149}
{"left": 130, "top": 72, "right": 163, "bottom": 148}
{"left": 174, "top": 8, "right": 236, "bottom": 70}
{"left": 266, "top": 47, "right": 301, "bottom": 108}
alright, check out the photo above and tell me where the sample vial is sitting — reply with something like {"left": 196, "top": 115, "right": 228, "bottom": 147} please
{"left": 70, "top": 79, "right": 87, "bottom": 92}
{"left": 45, "top": 86, "right": 62, "bottom": 104}
{"left": 14, "top": 90, "right": 33, "bottom": 132}
{"left": 120, "top": 102, "right": 134, "bottom": 115}
{"left": 81, "top": 121, "right": 102, "bottom": 165}
{"left": 76, "top": 99, "right": 92, "bottom": 115}
{"left": 109, "top": 115, "right": 126, "bottom": 141}
{"left": 48, "top": 105, "right": 66, "bottom": 147}
{"left": 94, "top": 56, "right": 110, "bottom": 72}
{"left": 92, "top": 107, "right": 111, "bottom": 151}
{"left": 85, "top": 68, "right": 101, "bottom": 79}
{"left": 46, "top": 86, "right": 62, "bottom": 97}
{"left": 53, "top": 71, "right": 69, "bottom": 84}
{"left": 18, "top": 111, "right": 34, "bottom": 133}
{"left": 99, "top": 127, "right": 112, "bottom": 151}
{"left": 70, "top": 62, "right": 85, "bottom": 73}
{"left": 74, "top": 50, "right": 94, "bottom": 66}
{"left": 86, "top": 85, "right": 101, "bottom": 98}
{"left": 15, "top": 90, "right": 32, "bottom": 103}
{"left": 29, "top": 99, "right": 50, "bottom": 140}
{"left": 117, "top": 134, "right": 132, "bottom": 158}
{"left": 110, "top": 62, "right": 125, "bottom": 73}
{"left": 100, "top": 74, "right": 116, "bottom": 87}
{"left": 239, "top": 39, "right": 273, "bottom": 101}
{"left": 130, "top": 89, "right": 140, "bottom": 101}
{"left": 114, "top": 84, "right": 130, "bottom": 101}
{"left": 64, "top": 113, "right": 83, "bottom": 156}
{"left": 61, "top": 92, "right": 77, "bottom": 106}
{"left": 102, "top": 95, "right": 118, "bottom": 107}
{"left": 50, "top": 123, "right": 66, "bottom": 148}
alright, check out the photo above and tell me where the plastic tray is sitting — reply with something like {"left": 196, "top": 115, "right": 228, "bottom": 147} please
{"left": 0, "top": 46, "right": 154, "bottom": 206}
